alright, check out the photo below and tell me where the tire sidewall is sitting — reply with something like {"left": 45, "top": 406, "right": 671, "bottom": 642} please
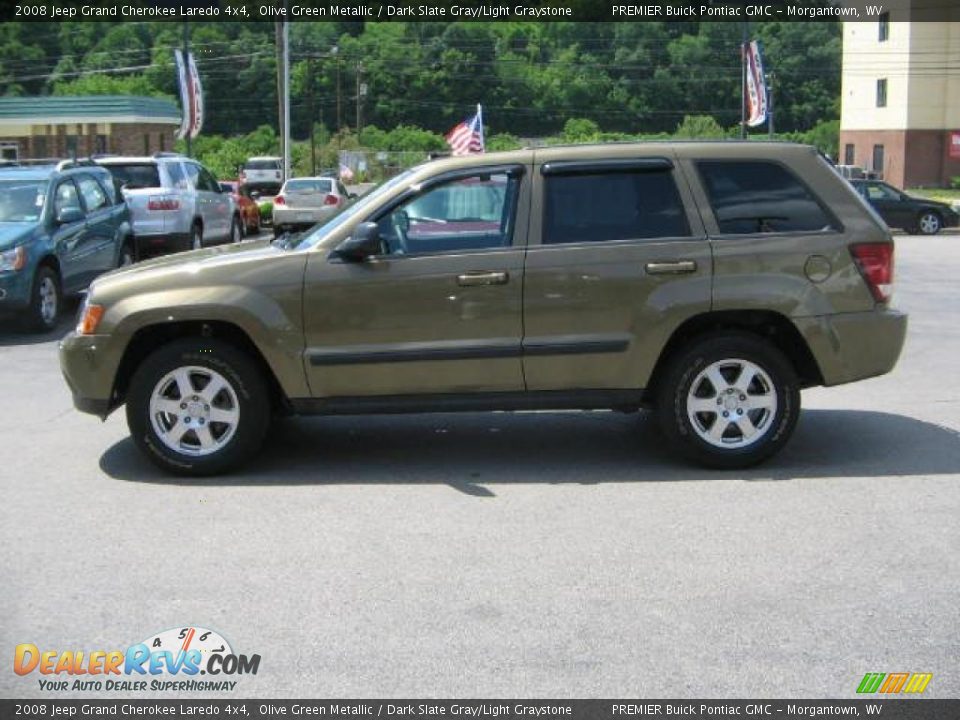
{"left": 658, "top": 335, "right": 800, "bottom": 469}
{"left": 919, "top": 211, "right": 940, "bottom": 235}
{"left": 27, "top": 266, "right": 60, "bottom": 332}
{"left": 126, "top": 339, "right": 269, "bottom": 476}
{"left": 190, "top": 223, "right": 203, "bottom": 250}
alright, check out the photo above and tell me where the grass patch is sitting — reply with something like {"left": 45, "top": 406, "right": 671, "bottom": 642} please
{"left": 908, "top": 188, "right": 960, "bottom": 204}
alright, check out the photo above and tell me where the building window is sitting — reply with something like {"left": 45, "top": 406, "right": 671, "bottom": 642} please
{"left": 878, "top": 12, "right": 890, "bottom": 42}
{"left": 872, "top": 145, "right": 885, "bottom": 177}
{"left": 0, "top": 142, "right": 18, "bottom": 161}
{"left": 844, "top": 144, "right": 855, "bottom": 165}
{"left": 876, "top": 79, "right": 887, "bottom": 108}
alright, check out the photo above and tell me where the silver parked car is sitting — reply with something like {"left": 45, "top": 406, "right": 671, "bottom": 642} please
{"left": 96, "top": 154, "right": 241, "bottom": 255}
{"left": 272, "top": 177, "right": 353, "bottom": 237}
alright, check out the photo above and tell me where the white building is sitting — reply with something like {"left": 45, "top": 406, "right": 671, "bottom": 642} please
{"left": 839, "top": 13, "right": 960, "bottom": 187}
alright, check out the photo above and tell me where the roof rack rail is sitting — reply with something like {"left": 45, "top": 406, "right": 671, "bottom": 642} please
{"left": 55, "top": 158, "right": 98, "bottom": 171}
{"left": 152, "top": 151, "right": 184, "bottom": 158}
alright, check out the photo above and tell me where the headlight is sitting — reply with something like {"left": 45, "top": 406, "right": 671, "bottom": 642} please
{"left": 0, "top": 246, "right": 27, "bottom": 272}
{"left": 76, "top": 295, "right": 105, "bottom": 335}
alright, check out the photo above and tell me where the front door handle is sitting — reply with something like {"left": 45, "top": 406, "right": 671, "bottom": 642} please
{"left": 645, "top": 260, "right": 697, "bottom": 275}
{"left": 456, "top": 271, "right": 509, "bottom": 287}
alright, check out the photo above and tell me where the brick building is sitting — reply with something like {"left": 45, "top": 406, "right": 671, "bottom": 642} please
{"left": 0, "top": 96, "right": 181, "bottom": 163}
{"left": 839, "top": 15, "right": 960, "bottom": 188}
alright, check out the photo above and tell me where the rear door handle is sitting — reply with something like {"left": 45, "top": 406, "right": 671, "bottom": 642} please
{"left": 645, "top": 260, "right": 697, "bottom": 275}
{"left": 457, "top": 271, "right": 509, "bottom": 287}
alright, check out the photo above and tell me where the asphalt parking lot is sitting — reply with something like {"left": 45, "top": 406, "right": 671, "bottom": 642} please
{"left": 1, "top": 233, "right": 958, "bottom": 699}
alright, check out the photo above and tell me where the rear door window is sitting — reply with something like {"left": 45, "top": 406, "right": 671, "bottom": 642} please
{"left": 697, "top": 160, "right": 838, "bottom": 235}
{"left": 166, "top": 161, "right": 189, "bottom": 190}
{"left": 543, "top": 169, "right": 690, "bottom": 244}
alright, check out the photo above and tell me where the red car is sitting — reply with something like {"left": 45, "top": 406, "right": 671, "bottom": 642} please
{"left": 219, "top": 181, "right": 261, "bottom": 236}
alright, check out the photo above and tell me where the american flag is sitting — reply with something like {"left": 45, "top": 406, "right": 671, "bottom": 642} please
{"left": 445, "top": 107, "right": 484, "bottom": 156}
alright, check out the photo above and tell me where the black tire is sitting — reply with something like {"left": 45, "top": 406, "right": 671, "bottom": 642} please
{"left": 230, "top": 215, "right": 242, "bottom": 243}
{"left": 655, "top": 333, "right": 800, "bottom": 469}
{"left": 917, "top": 211, "right": 941, "bottom": 236}
{"left": 24, "top": 265, "right": 61, "bottom": 333}
{"left": 126, "top": 338, "right": 271, "bottom": 476}
{"left": 189, "top": 222, "right": 203, "bottom": 251}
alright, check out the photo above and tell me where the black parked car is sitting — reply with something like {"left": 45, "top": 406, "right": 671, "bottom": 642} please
{"left": 850, "top": 179, "right": 959, "bottom": 235}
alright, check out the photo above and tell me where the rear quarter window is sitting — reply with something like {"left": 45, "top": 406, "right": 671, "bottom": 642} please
{"left": 102, "top": 163, "right": 161, "bottom": 190}
{"left": 697, "top": 160, "right": 838, "bottom": 235}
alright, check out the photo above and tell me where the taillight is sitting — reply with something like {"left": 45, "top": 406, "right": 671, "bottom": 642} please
{"left": 850, "top": 242, "right": 894, "bottom": 303}
{"left": 323, "top": 194, "right": 338, "bottom": 206}
{"left": 147, "top": 196, "right": 180, "bottom": 211}
{"left": 273, "top": 196, "right": 285, "bottom": 205}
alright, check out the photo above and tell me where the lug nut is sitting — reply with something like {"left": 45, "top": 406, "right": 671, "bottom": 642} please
{"left": 740, "top": 395, "right": 746, "bottom": 401}
{"left": 722, "top": 411, "right": 729, "bottom": 418}
{"left": 184, "top": 417, "right": 191, "bottom": 424}
{"left": 180, "top": 403, "right": 187, "bottom": 410}
{"left": 204, "top": 405, "right": 210, "bottom": 411}
{"left": 198, "top": 419, "right": 205, "bottom": 425}
{"left": 737, "top": 409, "right": 743, "bottom": 415}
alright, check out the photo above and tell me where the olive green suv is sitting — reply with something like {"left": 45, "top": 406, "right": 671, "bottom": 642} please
{"left": 59, "top": 142, "right": 907, "bottom": 475}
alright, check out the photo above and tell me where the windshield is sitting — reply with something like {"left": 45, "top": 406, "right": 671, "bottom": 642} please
{"left": 102, "top": 163, "right": 161, "bottom": 190}
{"left": 0, "top": 180, "right": 47, "bottom": 222}
{"left": 293, "top": 168, "right": 419, "bottom": 250}
{"left": 246, "top": 160, "right": 280, "bottom": 170}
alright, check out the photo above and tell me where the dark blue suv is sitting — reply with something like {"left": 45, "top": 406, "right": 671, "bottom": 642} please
{"left": 0, "top": 162, "right": 133, "bottom": 331}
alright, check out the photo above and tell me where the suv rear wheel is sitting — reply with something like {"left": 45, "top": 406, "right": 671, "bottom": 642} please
{"left": 126, "top": 339, "right": 271, "bottom": 475}
{"left": 230, "top": 215, "right": 242, "bottom": 243}
{"left": 656, "top": 334, "right": 800, "bottom": 469}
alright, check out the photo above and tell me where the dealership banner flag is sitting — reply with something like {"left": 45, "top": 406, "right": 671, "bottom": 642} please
{"left": 173, "top": 49, "right": 204, "bottom": 140}
{"left": 173, "top": 49, "right": 190, "bottom": 140}
{"left": 744, "top": 40, "right": 769, "bottom": 128}
{"left": 445, "top": 105, "right": 485, "bottom": 156}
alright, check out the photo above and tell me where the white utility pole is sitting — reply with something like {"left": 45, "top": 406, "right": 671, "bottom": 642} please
{"left": 282, "top": 16, "right": 291, "bottom": 182}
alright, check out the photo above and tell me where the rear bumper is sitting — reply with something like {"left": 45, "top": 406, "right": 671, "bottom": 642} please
{"left": 795, "top": 308, "right": 908, "bottom": 387}
{"left": 133, "top": 231, "right": 191, "bottom": 254}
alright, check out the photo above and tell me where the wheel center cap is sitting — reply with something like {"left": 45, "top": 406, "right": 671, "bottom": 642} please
{"left": 186, "top": 401, "right": 207, "bottom": 419}
{"left": 724, "top": 396, "right": 739, "bottom": 411}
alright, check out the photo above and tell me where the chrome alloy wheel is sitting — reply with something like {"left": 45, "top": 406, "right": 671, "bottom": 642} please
{"left": 686, "top": 358, "right": 778, "bottom": 449}
{"left": 39, "top": 275, "right": 58, "bottom": 325}
{"left": 919, "top": 212, "right": 940, "bottom": 235}
{"left": 148, "top": 366, "right": 240, "bottom": 457}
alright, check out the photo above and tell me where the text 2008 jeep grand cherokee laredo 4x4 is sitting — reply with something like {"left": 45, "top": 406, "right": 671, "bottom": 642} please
{"left": 60, "top": 142, "right": 907, "bottom": 476}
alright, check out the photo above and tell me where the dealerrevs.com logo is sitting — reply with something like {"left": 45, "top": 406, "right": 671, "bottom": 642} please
{"left": 13, "top": 626, "right": 260, "bottom": 692}
{"left": 856, "top": 673, "right": 933, "bottom": 694}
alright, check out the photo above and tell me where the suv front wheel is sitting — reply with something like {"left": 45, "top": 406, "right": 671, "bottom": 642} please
{"left": 656, "top": 334, "right": 800, "bottom": 469}
{"left": 126, "top": 339, "right": 271, "bottom": 475}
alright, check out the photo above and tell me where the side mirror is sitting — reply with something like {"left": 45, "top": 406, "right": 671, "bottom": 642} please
{"left": 334, "top": 222, "right": 382, "bottom": 262}
{"left": 348, "top": 192, "right": 358, "bottom": 200}
{"left": 56, "top": 206, "right": 84, "bottom": 225}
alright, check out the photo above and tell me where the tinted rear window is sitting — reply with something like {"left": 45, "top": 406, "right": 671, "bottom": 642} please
{"left": 246, "top": 160, "right": 280, "bottom": 170}
{"left": 102, "top": 163, "right": 161, "bottom": 190}
{"left": 544, "top": 170, "right": 690, "bottom": 244}
{"left": 285, "top": 179, "right": 332, "bottom": 193}
{"left": 697, "top": 160, "right": 837, "bottom": 234}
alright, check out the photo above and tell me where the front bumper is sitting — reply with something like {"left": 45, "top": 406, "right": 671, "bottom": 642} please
{"left": 795, "top": 308, "right": 908, "bottom": 387}
{"left": 0, "top": 269, "right": 33, "bottom": 310}
{"left": 59, "top": 332, "right": 123, "bottom": 418}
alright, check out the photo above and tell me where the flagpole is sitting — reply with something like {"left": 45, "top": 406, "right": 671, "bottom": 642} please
{"left": 477, "top": 103, "right": 484, "bottom": 151}
{"left": 183, "top": 21, "right": 191, "bottom": 157}
{"left": 740, "top": 21, "right": 748, "bottom": 140}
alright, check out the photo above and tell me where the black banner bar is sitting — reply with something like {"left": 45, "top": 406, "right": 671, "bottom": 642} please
{"left": 2, "top": 0, "right": 959, "bottom": 24}
{"left": 2, "top": 700, "right": 959, "bottom": 720}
